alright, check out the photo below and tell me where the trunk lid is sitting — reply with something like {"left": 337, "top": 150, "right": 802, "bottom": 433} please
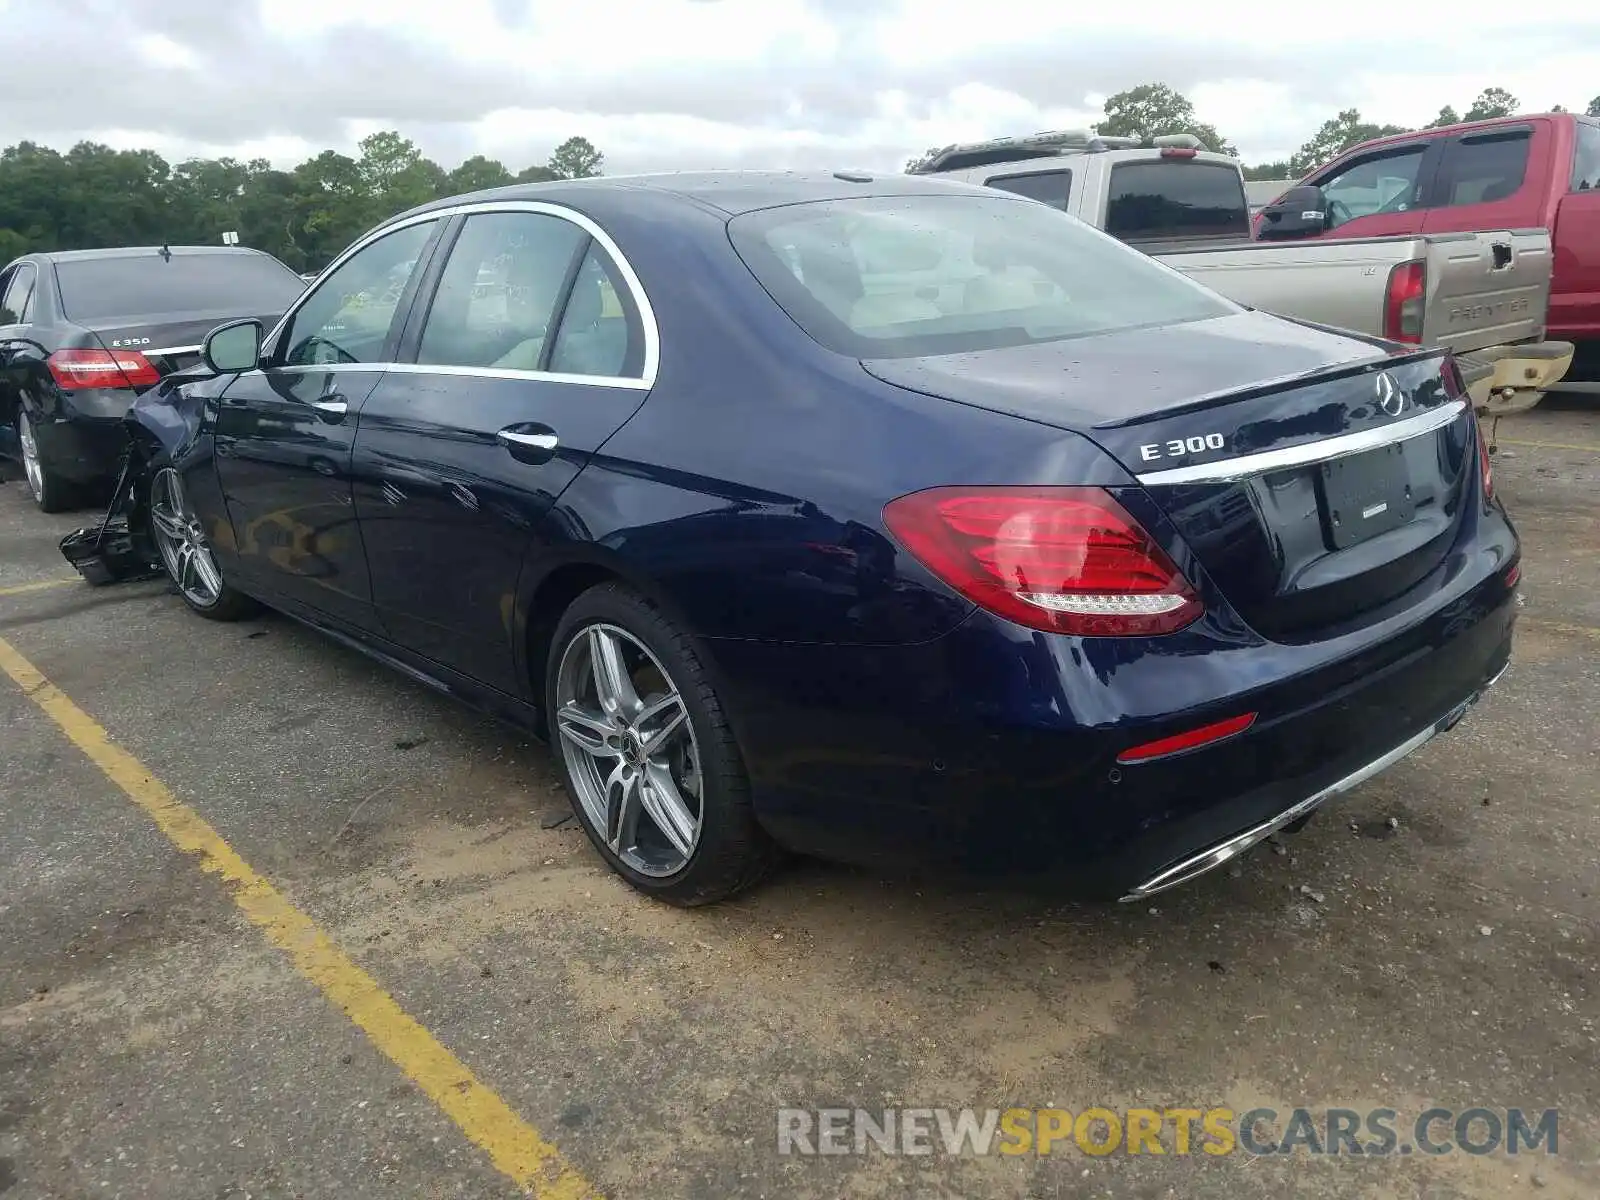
{"left": 862, "top": 311, "right": 1476, "bottom": 642}
{"left": 82, "top": 310, "right": 286, "bottom": 382}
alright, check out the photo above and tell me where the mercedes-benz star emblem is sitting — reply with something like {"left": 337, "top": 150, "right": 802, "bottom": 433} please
{"left": 1375, "top": 372, "right": 1406, "bottom": 418}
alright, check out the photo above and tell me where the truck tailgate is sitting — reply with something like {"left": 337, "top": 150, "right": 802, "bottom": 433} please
{"left": 1425, "top": 229, "right": 1551, "bottom": 354}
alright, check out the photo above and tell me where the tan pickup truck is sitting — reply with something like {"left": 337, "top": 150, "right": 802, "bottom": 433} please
{"left": 917, "top": 130, "right": 1573, "bottom": 415}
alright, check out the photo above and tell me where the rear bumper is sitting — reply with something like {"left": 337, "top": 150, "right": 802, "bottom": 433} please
{"left": 1458, "top": 340, "right": 1575, "bottom": 416}
{"left": 1117, "top": 658, "right": 1507, "bottom": 901}
{"left": 32, "top": 395, "right": 133, "bottom": 484}
{"left": 709, "top": 520, "right": 1519, "bottom": 898}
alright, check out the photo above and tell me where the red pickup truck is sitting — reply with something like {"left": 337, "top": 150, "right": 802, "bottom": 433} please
{"left": 1255, "top": 112, "right": 1600, "bottom": 377}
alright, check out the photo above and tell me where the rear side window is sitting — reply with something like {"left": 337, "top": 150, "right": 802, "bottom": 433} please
{"left": 1573, "top": 121, "right": 1600, "bottom": 191}
{"left": 986, "top": 170, "right": 1072, "bottom": 210}
{"left": 55, "top": 253, "right": 306, "bottom": 323}
{"left": 729, "top": 193, "right": 1238, "bottom": 360}
{"left": 418, "top": 212, "right": 587, "bottom": 371}
{"left": 1104, "top": 162, "right": 1249, "bottom": 242}
{"left": 0, "top": 264, "right": 36, "bottom": 324}
{"left": 1438, "top": 130, "right": 1531, "bottom": 206}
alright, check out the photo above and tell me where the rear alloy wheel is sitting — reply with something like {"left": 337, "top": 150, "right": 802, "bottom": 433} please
{"left": 547, "top": 583, "right": 779, "bottom": 904}
{"left": 17, "top": 410, "right": 71, "bottom": 513}
{"left": 148, "top": 466, "right": 256, "bottom": 620}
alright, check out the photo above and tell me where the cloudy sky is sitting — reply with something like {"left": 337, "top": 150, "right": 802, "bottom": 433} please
{"left": 2, "top": 0, "right": 1598, "bottom": 175}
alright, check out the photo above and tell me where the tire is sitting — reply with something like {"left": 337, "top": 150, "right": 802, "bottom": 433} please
{"left": 16, "top": 409, "right": 74, "bottom": 513}
{"left": 146, "top": 464, "right": 258, "bottom": 621}
{"left": 545, "top": 582, "right": 779, "bottom": 905}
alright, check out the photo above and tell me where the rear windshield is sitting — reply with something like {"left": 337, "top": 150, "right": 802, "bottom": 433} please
{"left": 1104, "top": 162, "right": 1250, "bottom": 244}
{"left": 55, "top": 253, "right": 306, "bottom": 323}
{"left": 728, "top": 193, "right": 1237, "bottom": 359}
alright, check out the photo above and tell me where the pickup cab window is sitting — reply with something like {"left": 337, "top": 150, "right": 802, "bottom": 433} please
{"left": 1104, "top": 162, "right": 1249, "bottom": 242}
{"left": 986, "top": 170, "right": 1072, "bottom": 210}
{"left": 1574, "top": 120, "right": 1600, "bottom": 191}
{"left": 1437, "top": 130, "right": 1531, "bottom": 206}
{"left": 1319, "top": 146, "right": 1428, "bottom": 228}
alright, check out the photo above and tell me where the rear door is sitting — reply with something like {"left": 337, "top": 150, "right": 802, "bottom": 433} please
{"left": 0, "top": 262, "right": 41, "bottom": 458}
{"left": 351, "top": 202, "right": 655, "bottom": 694}
{"left": 211, "top": 219, "right": 443, "bottom": 631}
{"left": 1417, "top": 123, "right": 1544, "bottom": 237}
{"left": 1304, "top": 139, "right": 1443, "bottom": 241}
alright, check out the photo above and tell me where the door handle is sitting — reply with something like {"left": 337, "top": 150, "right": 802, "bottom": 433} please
{"left": 496, "top": 425, "right": 559, "bottom": 464}
{"left": 311, "top": 395, "right": 348, "bottom": 421}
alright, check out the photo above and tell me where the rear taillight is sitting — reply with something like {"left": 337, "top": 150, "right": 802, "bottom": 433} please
{"left": 1477, "top": 419, "right": 1494, "bottom": 500}
{"left": 1383, "top": 261, "right": 1426, "bottom": 344}
{"left": 882, "top": 485, "right": 1203, "bottom": 636}
{"left": 46, "top": 348, "right": 160, "bottom": 391}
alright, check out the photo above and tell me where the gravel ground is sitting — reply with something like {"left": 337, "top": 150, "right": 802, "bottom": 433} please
{"left": 1, "top": 398, "right": 1596, "bottom": 1199}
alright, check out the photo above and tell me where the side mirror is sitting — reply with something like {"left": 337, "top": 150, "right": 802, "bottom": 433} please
{"left": 1256, "top": 185, "right": 1330, "bottom": 240}
{"left": 202, "top": 319, "right": 263, "bottom": 374}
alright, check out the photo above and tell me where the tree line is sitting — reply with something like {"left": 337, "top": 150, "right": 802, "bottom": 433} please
{"left": 0, "top": 133, "right": 605, "bottom": 274}
{"left": 909, "top": 87, "right": 1600, "bottom": 180}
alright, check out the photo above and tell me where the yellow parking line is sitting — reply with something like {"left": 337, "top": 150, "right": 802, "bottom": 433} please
{"left": 0, "top": 578, "right": 78, "bottom": 597}
{"left": 1497, "top": 438, "right": 1600, "bottom": 453}
{"left": 0, "top": 636, "right": 598, "bottom": 1200}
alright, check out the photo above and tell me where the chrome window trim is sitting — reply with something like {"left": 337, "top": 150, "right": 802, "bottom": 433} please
{"left": 1134, "top": 399, "right": 1467, "bottom": 486}
{"left": 259, "top": 199, "right": 660, "bottom": 390}
{"left": 145, "top": 344, "right": 201, "bottom": 356}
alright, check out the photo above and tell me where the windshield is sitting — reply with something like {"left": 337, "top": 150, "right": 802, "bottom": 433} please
{"left": 56, "top": 252, "right": 307, "bottom": 324}
{"left": 728, "top": 193, "right": 1238, "bottom": 360}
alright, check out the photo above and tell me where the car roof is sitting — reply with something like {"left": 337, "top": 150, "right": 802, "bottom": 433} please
{"left": 390, "top": 169, "right": 989, "bottom": 224}
{"left": 38, "top": 245, "right": 274, "bottom": 264}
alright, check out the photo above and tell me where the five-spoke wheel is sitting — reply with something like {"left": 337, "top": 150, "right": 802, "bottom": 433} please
{"left": 555, "top": 622, "right": 704, "bottom": 877}
{"left": 546, "top": 583, "right": 778, "bottom": 904}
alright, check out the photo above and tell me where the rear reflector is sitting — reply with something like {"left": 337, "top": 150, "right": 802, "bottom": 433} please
{"left": 1504, "top": 562, "right": 1521, "bottom": 588}
{"left": 47, "top": 348, "right": 160, "bottom": 391}
{"left": 882, "top": 485, "right": 1203, "bottom": 636}
{"left": 1383, "top": 261, "right": 1426, "bottom": 344}
{"left": 1116, "top": 712, "right": 1258, "bottom": 764}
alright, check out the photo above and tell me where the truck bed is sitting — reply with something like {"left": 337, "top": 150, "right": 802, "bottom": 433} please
{"left": 1151, "top": 229, "right": 1554, "bottom": 356}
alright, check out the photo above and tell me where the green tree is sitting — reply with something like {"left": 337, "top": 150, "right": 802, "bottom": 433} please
{"left": 1289, "top": 109, "right": 1410, "bottom": 177}
{"left": 0, "top": 132, "right": 601, "bottom": 270}
{"left": 1587, "top": 96, "right": 1600, "bottom": 118}
{"left": 1426, "top": 105, "right": 1460, "bottom": 128}
{"left": 1096, "top": 83, "right": 1236, "bottom": 155}
{"left": 447, "top": 155, "right": 515, "bottom": 193}
{"left": 1242, "top": 161, "right": 1291, "bottom": 181}
{"left": 547, "top": 136, "right": 603, "bottom": 179}
{"left": 1464, "top": 87, "right": 1518, "bottom": 121}
{"left": 516, "top": 164, "right": 559, "bottom": 184}
{"left": 1550, "top": 104, "right": 1567, "bottom": 113}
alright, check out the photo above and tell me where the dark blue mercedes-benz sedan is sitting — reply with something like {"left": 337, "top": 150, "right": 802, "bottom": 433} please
{"left": 119, "top": 170, "right": 1518, "bottom": 905}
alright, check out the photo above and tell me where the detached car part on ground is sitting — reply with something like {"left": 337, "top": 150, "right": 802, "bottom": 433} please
{"left": 0, "top": 244, "right": 306, "bottom": 511}
{"left": 920, "top": 129, "right": 1574, "bottom": 418}
{"left": 63, "top": 171, "right": 1519, "bottom": 907}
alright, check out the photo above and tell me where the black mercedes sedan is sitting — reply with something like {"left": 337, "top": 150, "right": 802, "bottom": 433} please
{"left": 1, "top": 245, "right": 306, "bottom": 510}
{"left": 118, "top": 171, "right": 1518, "bottom": 906}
